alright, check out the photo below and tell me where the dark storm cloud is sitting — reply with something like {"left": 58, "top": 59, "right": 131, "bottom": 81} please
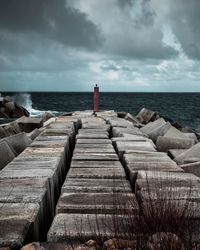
{"left": 168, "top": 0, "right": 200, "bottom": 59}
{"left": 0, "top": 0, "right": 103, "bottom": 50}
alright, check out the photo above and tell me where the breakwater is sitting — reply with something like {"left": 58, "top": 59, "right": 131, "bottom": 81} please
{"left": 0, "top": 108, "right": 200, "bottom": 249}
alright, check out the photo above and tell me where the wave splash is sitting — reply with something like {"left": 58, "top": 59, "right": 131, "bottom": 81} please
{"left": 12, "top": 93, "right": 58, "bottom": 117}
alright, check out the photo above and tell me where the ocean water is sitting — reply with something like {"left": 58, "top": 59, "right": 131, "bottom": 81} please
{"left": 2, "top": 92, "right": 200, "bottom": 132}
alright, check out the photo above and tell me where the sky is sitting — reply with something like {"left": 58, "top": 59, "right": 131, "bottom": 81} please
{"left": 0, "top": 0, "right": 200, "bottom": 92}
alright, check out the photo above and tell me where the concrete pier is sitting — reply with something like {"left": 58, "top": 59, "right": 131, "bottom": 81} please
{"left": 1, "top": 108, "right": 200, "bottom": 248}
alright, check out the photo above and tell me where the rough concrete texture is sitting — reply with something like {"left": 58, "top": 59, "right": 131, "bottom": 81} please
{"left": 124, "top": 113, "right": 140, "bottom": 124}
{"left": 168, "top": 149, "right": 188, "bottom": 159}
{"left": 174, "top": 143, "right": 200, "bottom": 164}
{"left": 27, "top": 128, "right": 41, "bottom": 140}
{"left": 156, "top": 136, "right": 195, "bottom": 152}
{"left": 56, "top": 192, "right": 138, "bottom": 214}
{"left": 76, "top": 134, "right": 109, "bottom": 139}
{"left": 140, "top": 118, "right": 166, "bottom": 134}
{"left": 78, "top": 128, "right": 109, "bottom": 133}
{"left": 147, "top": 122, "right": 172, "bottom": 142}
{"left": 0, "top": 141, "right": 16, "bottom": 170}
{"left": 3, "top": 132, "right": 32, "bottom": 155}
{"left": 62, "top": 178, "right": 132, "bottom": 193}
{"left": 72, "top": 153, "right": 119, "bottom": 161}
{"left": 76, "top": 139, "right": 112, "bottom": 144}
{"left": 164, "top": 126, "right": 188, "bottom": 139}
{"left": 184, "top": 132, "right": 198, "bottom": 143}
{"left": 112, "top": 127, "right": 144, "bottom": 137}
{"left": 181, "top": 161, "right": 200, "bottom": 177}
{"left": 70, "top": 160, "right": 123, "bottom": 168}
{"left": 47, "top": 213, "right": 136, "bottom": 242}
{"left": 73, "top": 147, "right": 116, "bottom": 154}
{"left": 4, "top": 122, "right": 21, "bottom": 135}
{"left": 17, "top": 117, "right": 43, "bottom": 132}
{"left": 67, "top": 167, "right": 126, "bottom": 179}
{"left": 136, "top": 108, "right": 156, "bottom": 124}
{"left": 0, "top": 126, "right": 9, "bottom": 138}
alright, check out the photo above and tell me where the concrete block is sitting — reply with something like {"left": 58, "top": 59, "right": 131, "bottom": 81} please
{"left": 17, "top": 117, "right": 43, "bottom": 132}
{"left": 140, "top": 118, "right": 166, "bottom": 134}
{"left": 67, "top": 168, "right": 126, "bottom": 179}
{"left": 137, "top": 170, "right": 200, "bottom": 181}
{"left": 47, "top": 122, "right": 75, "bottom": 131}
{"left": 62, "top": 178, "right": 132, "bottom": 193}
{"left": 174, "top": 143, "right": 200, "bottom": 165}
{"left": 78, "top": 128, "right": 110, "bottom": 133}
{"left": 70, "top": 160, "right": 122, "bottom": 168}
{"left": 107, "top": 118, "right": 133, "bottom": 128}
{"left": 82, "top": 124, "right": 110, "bottom": 130}
{"left": 164, "top": 126, "right": 188, "bottom": 139}
{"left": 112, "top": 127, "right": 144, "bottom": 137}
{"left": 73, "top": 147, "right": 116, "bottom": 154}
{"left": 136, "top": 108, "right": 156, "bottom": 124}
{"left": 56, "top": 192, "right": 139, "bottom": 215}
{"left": 76, "top": 134, "right": 109, "bottom": 139}
{"left": 184, "top": 133, "right": 198, "bottom": 143}
{"left": 0, "top": 203, "right": 40, "bottom": 242}
{"left": 156, "top": 136, "right": 195, "bottom": 152}
{"left": 181, "top": 161, "right": 200, "bottom": 177}
{"left": 4, "top": 122, "right": 21, "bottom": 135}
{"left": 4, "top": 132, "right": 32, "bottom": 155}
{"left": 0, "top": 141, "right": 16, "bottom": 170}
{"left": 0, "top": 126, "right": 9, "bottom": 139}
{"left": 124, "top": 113, "right": 140, "bottom": 124}
{"left": 148, "top": 122, "right": 171, "bottom": 142}
{"left": 72, "top": 153, "right": 119, "bottom": 161}
{"left": 168, "top": 149, "right": 188, "bottom": 159}
{"left": 47, "top": 213, "right": 136, "bottom": 242}
{"left": 76, "top": 139, "right": 112, "bottom": 144}
{"left": 75, "top": 143, "right": 113, "bottom": 148}
{"left": 27, "top": 128, "right": 41, "bottom": 140}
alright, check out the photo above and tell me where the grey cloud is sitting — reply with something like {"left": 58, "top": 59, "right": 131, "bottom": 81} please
{"left": 0, "top": 0, "right": 103, "bottom": 50}
{"left": 167, "top": 0, "right": 200, "bottom": 59}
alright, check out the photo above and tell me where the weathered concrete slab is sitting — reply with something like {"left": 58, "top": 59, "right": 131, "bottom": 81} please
{"left": 125, "top": 113, "right": 140, "bottom": 124}
{"left": 164, "top": 126, "right": 188, "bottom": 139}
{"left": 62, "top": 178, "right": 132, "bottom": 193}
{"left": 156, "top": 136, "right": 195, "bottom": 152}
{"left": 107, "top": 118, "right": 133, "bottom": 128}
{"left": 0, "top": 141, "right": 16, "bottom": 170}
{"left": 112, "top": 127, "right": 144, "bottom": 137}
{"left": 72, "top": 153, "right": 119, "bottom": 161}
{"left": 148, "top": 122, "right": 172, "bottom": 142}
{"left": 47, "top": 213, "right": 136, "bottom": 242}
{"left": 184, "top": 132, "right": 198, "bottom": 143}
{"left": 73, "top": 147, "right": 116, "bottom": 154}
{"left": 115, "top": 141, "right": 156, "bottom": 160}
{"left": 82, "top": 124, "right": 110, "bottom": 130}
{"left": 35, "top": 135, "right": 69, "bottom": 141}
{"left": 20, "top": 147, "right": 65, "bottom": 157}
{"left": 76, "top": 139, "right": 112, "bottom": 144}
{"left": 47, "top": 122, "right": 75, "bottom": 130}
{"left": 75, "top": 143, "right": 113, "bottom": 148}
{"left": 123, "top": 153, "right": 172, "bottom": 164}
{"left": 168, "top": 149, "right": 188, "bottom": 159}
{"left": 0, "top": 126, "right": 9, "bottom": 139}
{"left": 0, "top": 177, "right": 48, "bottom": 188}
{"left": 17, "top": 117, "right": 43, "bottom": 132}
{"left": 140, "top": 118, "right": 166, "bottom": 134}
{"left": 41, "top": 129, "right": 74, "bottom": 138}
{"left": 4, "top": 132, "right": 32, "bottom": 155}
{"left": 78, "top": 128, "right": 109, "bottom": 134}
{"left": 181, "top": 161, "right": 200, "bottom": 177}
{"left": 136, "top": 108, "right": 156, "bottom": 124}
{"left": 137, "top": 170, "right": 200, "bottom": 181}
{"left": 174, "top": 143, "right": 200, "bottom": 164}
{"left": 56, "top": 192, "right": 139, "bottom": 215}
{"left": 27, "top": 128, "right": 41, "bottom": 140}
{"left": 4, "top": 122, "right": 21, "bottom": 135}
{"left": 0, "top": 203, "right": 40, "bottom": 242}
{"left": 76, "top": 134, "right": 109, "bottom": 139}
{"left": 29, "top": 140, "right": 67, "bottom": 148}
{"left": 70, "top": 160, "right": 122, "bottom": 168}
{"left": 135, "top": 178, "right": 200, "bottom": 192}
{"left": 67, "top": 168, "right": 126, "bottom": 179}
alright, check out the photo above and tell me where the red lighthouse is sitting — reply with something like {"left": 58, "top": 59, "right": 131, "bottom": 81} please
{"left": 93, "top": 84, "right": 99, "bottom": 113}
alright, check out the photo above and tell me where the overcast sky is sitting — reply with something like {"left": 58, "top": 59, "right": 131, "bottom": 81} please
{"left": 0, "top": 0, "right": 200, "bottom": 92}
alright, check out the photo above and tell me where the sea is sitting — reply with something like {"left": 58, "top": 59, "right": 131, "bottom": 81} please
{"left": 1, "top": 92, "right": 200, "bottom": 132}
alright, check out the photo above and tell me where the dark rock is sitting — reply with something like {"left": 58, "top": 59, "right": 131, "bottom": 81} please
{"left": 117, "top": 111, "right": 127, "bottom": 118}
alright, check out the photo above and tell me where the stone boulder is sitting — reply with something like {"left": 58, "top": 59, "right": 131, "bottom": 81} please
{"left": 0, "top": 97, "right": 29, "bottom": 118}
